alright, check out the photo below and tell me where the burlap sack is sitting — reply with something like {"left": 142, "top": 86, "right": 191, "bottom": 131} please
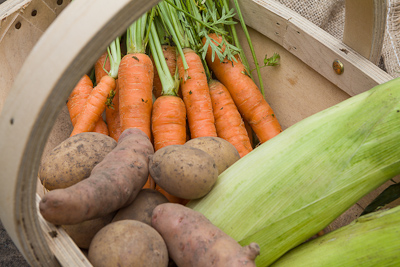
{"left": 276, "top": 0, "right": 399, "bottom": 78}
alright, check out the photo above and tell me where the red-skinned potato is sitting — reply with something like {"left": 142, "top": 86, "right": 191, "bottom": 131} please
{"left": 152, "top": 203, "right": 260, "bottom": 267}
{"left": 39, "top": 128, "right": 154, "bottom": 225}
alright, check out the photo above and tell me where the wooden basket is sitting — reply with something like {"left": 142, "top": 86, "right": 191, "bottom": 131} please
{"left": 0, "top": 0, "right": 397, "bottom": 266}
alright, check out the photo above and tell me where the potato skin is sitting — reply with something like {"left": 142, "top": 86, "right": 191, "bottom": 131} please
{"left": 185, "top": 137, "right": 240, "bottom": 175}
{"left": 39, "top": 128, "right": 154, "bottom": 225}
{"left": 39, "top": 132, "right": 117, "bottom": 190}
{"left": 88, "top": 220, "right": 169, "bottom": 267}
{"left": 149, "top": 145, "right": 218, "bottom": 199}
{"left": 152, "top": 203, "right": 260, "bottom": 267}
{"left": 112, "top": 189, "right": 168, "bottom": 225}
{"left": 62, "top": 212, "right": 115, "bottom": 249}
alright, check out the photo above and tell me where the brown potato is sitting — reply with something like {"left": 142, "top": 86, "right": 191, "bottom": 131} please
{"left": 185, "top": 136, "right": 240, "bottom": 175}
{"left": 149, "top": 145, "right": 218, "bottom": 200}
{"left": 62, "top": 212, "right": 115, "bottom": 249}
{"left": 112, "top": 189, "right": 168, "bottom": 225}
{"left": 152, "top": 203, "right": 260, "bottom": 267}
{"left": 88, "top": 220, "right": 168, "bottom": 267}
{"left": 39, "top": 132, "right": 117, "bottom": 190}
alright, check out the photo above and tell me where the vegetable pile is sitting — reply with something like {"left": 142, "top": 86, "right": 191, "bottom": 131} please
{"left": 37, "top": 0, "right": 400, "bottom": 266}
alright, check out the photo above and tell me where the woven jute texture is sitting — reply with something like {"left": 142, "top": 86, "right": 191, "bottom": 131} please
{"left": 276, "top": 0, "right": 400, "bottom": 78}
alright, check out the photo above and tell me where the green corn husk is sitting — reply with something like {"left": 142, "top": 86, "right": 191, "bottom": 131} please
{"left": 271, "top": 205, "right": 400, "bottom": 266}
{"left": 187, "top": 77, "right": 400, "bottom": 266}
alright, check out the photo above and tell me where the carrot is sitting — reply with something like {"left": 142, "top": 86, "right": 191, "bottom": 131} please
{"left": 148, "top": 19, "right": 188, "bottom": 202}
{"left": 152, "top": 95, "right": 186, "bottom": 150}
{"left": 67, "top": 74, "right": 109, "bottom": 136}
{"left": 243, "top": 118, "right": 255, "bottom": 148}
{"left": 208, "top": 79, "right": 252, "bottom": 157}
{"left": 105, "top": 80, "right": 122, "bottom": 141}
{"left": 118, "top": 12, "right": 154, "bottom": 139}
{"left": 203, "top": 33, "right": 282, "bottom": 143}
{"left": 177, "top": 48, "right": 217, "bottom": 139}
{"left": 70, "top": 36, "right": 121, "bottom": 137}
{"left": 70, "top": 75, "right": 116, "bottom": 137}
{"left": 155, "top": 186, "right": 189, "bottom": 205}
{"left": 95, "top": 52, "right": 111, "bottom": 84}
{"left": 118, "top": 53, "right": 153, "bottom": 139}
{"left": 152, "top": 45, "right": 177, "bottom": 98}
{"left": 93, "top": 119, "right": 109, "bottom": 135}
{"left": 93, "top": 51, "right": 122, "bottom": 140}
{"left": 143, "top": 176, "right": 156, "bottom": 189}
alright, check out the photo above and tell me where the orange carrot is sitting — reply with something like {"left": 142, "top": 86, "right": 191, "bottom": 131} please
{"left": 177, "top": 48, "right": 217, "bottom": 139}
{"left": 95, "top": 52, "right": 111, "bottom": 84}
{"left": 150, "top": 96, "right": 186, "bottom": 203}
{"left": 70, "top": 75, "right": 116, "bottom": 137}
{"left": 155, "top": 185, "right": 189, "bottom": 205}
{"left": 105, "top": 79, "right": 122, "bottom": 141}
{"left": 243, "top": 118, "right": 255, "bottom": 148}
{"left": 143, "top": 175, "right": 156, "bottom": 190}
{"left": 93, "top": 119, "right": 109, "bottom": 135}
{"left": 209, "top": 79, "right": 252, "bottom": 157}
{"left": 152, "top": 45, "right": 177, "bottom": 98}
{"left": 118, "top": 53, "right": 154, "bottom": 139}
{"left": 148, "top": 20, "right": 189, "bottom": 203}
{"left": 204, "top": 33, "right": 282, "bottom": 143}
{"left": 152, "top": 95, "right": 186, "bottom": 151}
{"left": 67, "top": 74, "right": 109, "bottom": 136}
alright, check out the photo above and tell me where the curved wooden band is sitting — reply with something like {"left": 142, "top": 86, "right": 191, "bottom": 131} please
{"left": 0, "top": 0, "right": 159, "bottom": 266}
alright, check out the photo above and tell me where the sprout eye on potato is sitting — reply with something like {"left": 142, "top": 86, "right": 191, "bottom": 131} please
{"left": 149, "top": 145, "right": 219, "bottom": 200}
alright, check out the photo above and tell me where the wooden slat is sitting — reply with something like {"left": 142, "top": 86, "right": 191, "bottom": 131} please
{"left": 40, "top": 0, "right": 71, "bottom": 15}
{"left": 233, "top": 0, "right": 393, "bottom": 96}
{"left": 0, "top": 13, "right": 44, "bottom": 113}
{"left": 0, "top": 0, "right": 160, "bottom": 266}
{"left": 36, "top": 195, "right": 92, "bottom": 267}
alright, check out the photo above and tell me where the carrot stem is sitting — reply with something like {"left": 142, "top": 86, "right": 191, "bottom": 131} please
{"left": 231, "top": 0, "right": 264, "bottom": 96}
{"left": 157, "top": 1, "right": 188, "bottom": 71}
{"left": 220, "top": 0, "right": 252, "bottom": 79}
{"left": 126, "top": 12, "right": 150, "bottom": 54}
{"left": 149, "top": 21, "right": 178, "bottom": 96}
{"left": 106, "top": 37, "right": 121, "bottom": 79}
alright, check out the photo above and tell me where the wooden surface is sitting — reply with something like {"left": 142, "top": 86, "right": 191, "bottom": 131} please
{"left": 0, "top": 0, "right": 160, "bottom": 266}
{"left": 0, "top": 0, "right": 397, "bottom": 266}
{"left": 0, "top": 0, "right": 70, "bottom": 113}
{"left": 233, "top": 0, "right": 393, "bottom": 96}
{"left": 343, "top": 0, "right": 387, "bottom": 64}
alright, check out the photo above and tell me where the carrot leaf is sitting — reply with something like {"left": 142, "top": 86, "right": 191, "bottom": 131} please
{"left": 263, "top": 53, "right": 280, "bottom": 67}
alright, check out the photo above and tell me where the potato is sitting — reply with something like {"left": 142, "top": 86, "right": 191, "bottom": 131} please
{"left": 185, "top": 137, "right": 240, "bottom": 175}
{"left": 152, "top": 203, "right": 260, "bottom": 267}
{"left": 149, "top": 145, "right": 218, "bottom": 199}
{"left": 62, "top": 212, "right": 115, "bottom": 249}
{"left": 39, "top": 132, "right": 117, "bottom": 190}
{"left": 88, "top": 220, "right": 168, "bottom": 267}
{"left": 112, "top": 189, "right": 168, "bottom": 225}
{"left": 39, "top": 128, "right": 154, "bottom": 225}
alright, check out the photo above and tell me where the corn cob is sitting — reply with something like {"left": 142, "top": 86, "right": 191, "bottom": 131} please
{"left": 187, "top": 77, "right": 400, "bottom": 266}
{"left": 271, "top": 205, "right": 400, "bottom": 266}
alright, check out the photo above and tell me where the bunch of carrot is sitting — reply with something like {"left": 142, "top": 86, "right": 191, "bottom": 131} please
{"left": 66, "top": 0, "right": 281, "bottom": 202}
